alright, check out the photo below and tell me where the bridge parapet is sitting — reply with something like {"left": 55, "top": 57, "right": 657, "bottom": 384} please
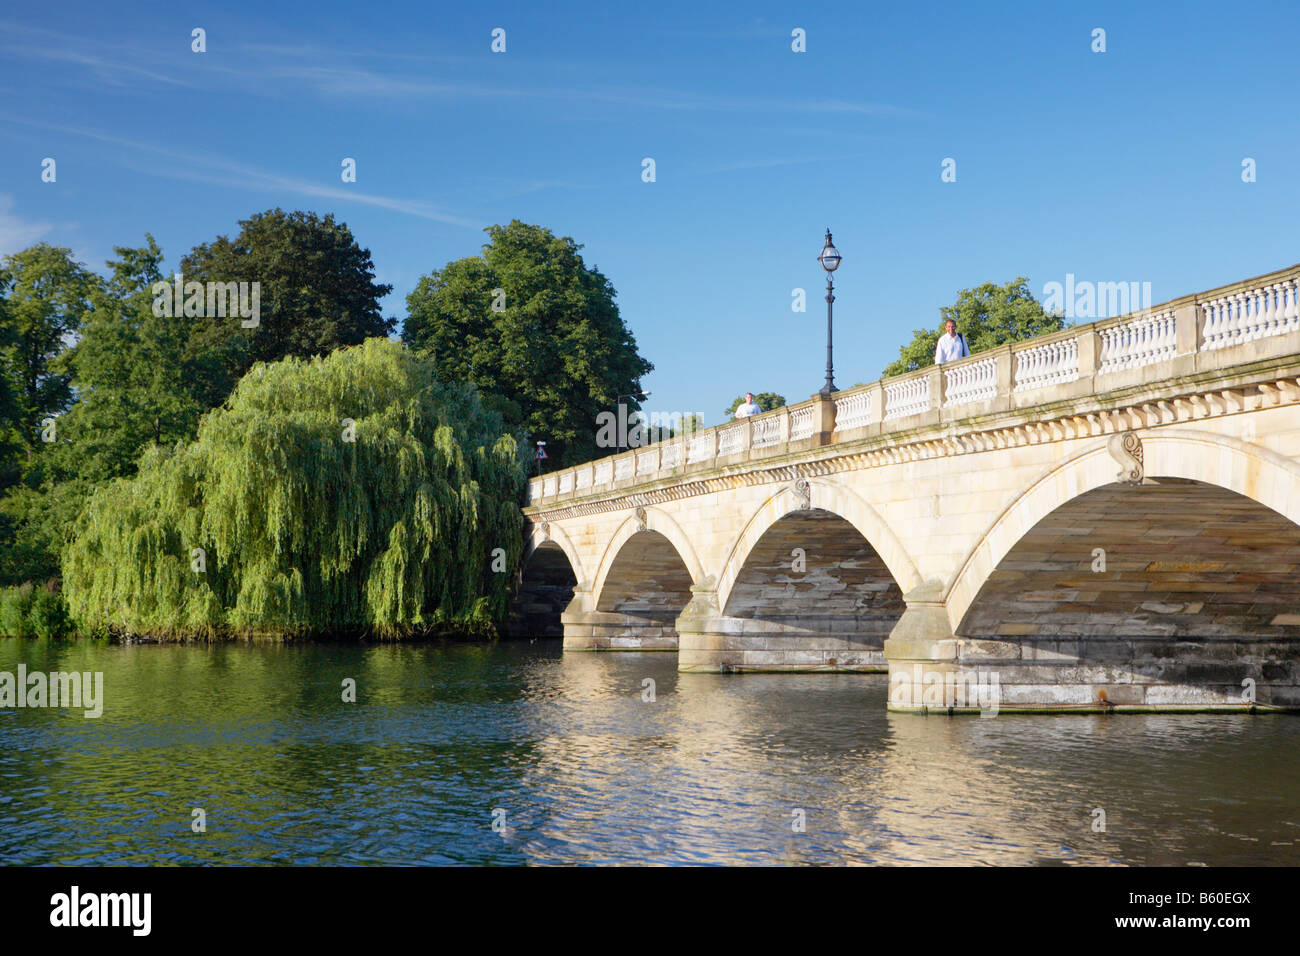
{"left": 527, "top": 264, "right": 1300, "bottom": 505}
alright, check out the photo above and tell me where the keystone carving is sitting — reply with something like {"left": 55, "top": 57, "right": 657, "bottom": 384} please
{"left": 792, "top": 478, "right": 812, "bottom": 510}
{"left": 539, "top": 520, "right": 550, "bottom": 541}
{"left": 634, "top": 506, "right": 647, "bottom": 532}
{"left": 1107, "top": 431, "right": 1143, "bottom": 484}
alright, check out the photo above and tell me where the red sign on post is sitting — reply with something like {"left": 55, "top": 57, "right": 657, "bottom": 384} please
{"left": 534, "top": 445, "right": 548, "bottom": 460}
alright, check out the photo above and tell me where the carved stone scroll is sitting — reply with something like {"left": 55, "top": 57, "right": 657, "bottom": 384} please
{"left": 1107, "top": 431, "right": 1144, "bottom": 484}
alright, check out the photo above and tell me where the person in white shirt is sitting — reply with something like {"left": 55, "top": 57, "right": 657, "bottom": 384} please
{"left": 734, "top": 392, "right": 762, "bottom": 418}
{"left": 934, "top": 319, "right": 970, "bottom": 364}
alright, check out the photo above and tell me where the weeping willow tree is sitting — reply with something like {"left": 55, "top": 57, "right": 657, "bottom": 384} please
{"left": 61, "top": 338, "right": 526, "bottom": 639}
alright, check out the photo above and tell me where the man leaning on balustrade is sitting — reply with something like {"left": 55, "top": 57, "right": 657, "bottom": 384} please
{"left": 734, "top": 392, "right": 762, "bottom": 418}
{"left": 934, "top": 318, "right": 970, "bottom": 364}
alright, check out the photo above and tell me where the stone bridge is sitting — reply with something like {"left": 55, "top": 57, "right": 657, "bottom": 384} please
{"left": 518, "top": 264, "right": 1300, "bottom": 712}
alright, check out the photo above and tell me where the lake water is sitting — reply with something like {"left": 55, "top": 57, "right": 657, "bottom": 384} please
{"left": 1, "top": 638, "right": 1297, "bottom": 865}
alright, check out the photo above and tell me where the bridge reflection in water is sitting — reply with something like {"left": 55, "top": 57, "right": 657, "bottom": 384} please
{"left": 4, "top": 639, "right": 1294, "bottom": 864}
{"left": 510, "top": 649, "right": 1300, "bottom": 864}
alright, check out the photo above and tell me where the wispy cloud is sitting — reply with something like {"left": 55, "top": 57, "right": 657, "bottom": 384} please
{"left": 475, "top": 177, "right": 593, "bottom": 201}
{"left": 647, "top": 19, "right": 791, "bottom": 41}
{"left": 236, "top": 42, "right": 473, "bottom": 64}
{"left": 3, "top": 46, "right": 191, "bottom": 87}
{"left": 696, "top": 155, "right": 869, "bottom": 175}
{"left": 261, "top": 61, "right": 913, "bottom": 115}
{"left": 0, "top": 20, "right": 188, "bottom": 87}
{"left": 0, "top": 195, "right": 54, "bottom": 257}
{"left": 0, "top": 21, "right": 914, "bottom": 117}
{"left": 0, "top": 116, "right": 480, "bottom": 228}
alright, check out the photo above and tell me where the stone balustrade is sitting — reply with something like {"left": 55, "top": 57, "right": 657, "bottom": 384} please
{"left": 526, "top": 263, "right": 1300, "bottom": 505}
{"left": 789, "top": 404, "right": 816, "bottom": 440}
{"left": 751, "top": 412, "right": 784, "bottom": 448}
{"left": 1098, "top": 309, "right": 1177, "bottom": 374}
{"left": 717, "top": 421, "right": 746, "bottom": 456}
{"left": 687, "top": 431, "right": 713, "bottom": 463}
{"left": 1202, "top": 276, "right": 1299, "bottom": 350}
{"left": 833, "top": 390, "right": 873, "bottom": 432}
{"left": 884, "top": 376, "right": 931, "bottom": 420}
{"left": 943, "top": 356, "right": 997, "bottom": 407}
{"left": 1014, "top": 337, "right": 1079, "bottom": 392}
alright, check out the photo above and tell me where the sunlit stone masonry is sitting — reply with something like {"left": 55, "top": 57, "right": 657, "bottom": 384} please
{"left": 519, "top": 264, "right": 1300, "bottom": 712}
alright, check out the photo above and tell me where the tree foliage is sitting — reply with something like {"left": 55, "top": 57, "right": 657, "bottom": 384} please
{"left": 725, "top": 392, "right": 786, "bottom": 417}
{"left": 0, "top": 245, "right": 96, "bottom": 584}
{"left": 53, "top": 235, "right": 203, "bottom": 484}
{"left": 0, "top": 237, "right": 206, "bottom": 586}
{"left": 179, "top": 208, "right": 394, "bottom": 408}
{"left": 61, "top": 339, "right": 525, "bottom": 639}
{"left": 0, "top": 581, "right": 72, "bottom": 639}
{"left": 0, "top": 478, "right": 93, "bottom": 586}
{"left": 402, "top": 220, "right": 653, "bottom": 469}
{"left": 0, "top": 244, "right": 95, "bottom": 458}
{"left": 0, "top": 269, "right": 25, "bottom": 490}
{"left": 882, "top": 277, "right": 1065, "bottom": 378}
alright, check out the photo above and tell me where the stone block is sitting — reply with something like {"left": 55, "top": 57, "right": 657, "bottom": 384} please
{"left": 998, "top": 683, "right": 1094, "bottom": 705}
{"left": 1143, "top": 684, "right": 1236, "bottom": 705}
{"left": 958, "top": 639, "right": 1022, "bottom": 661}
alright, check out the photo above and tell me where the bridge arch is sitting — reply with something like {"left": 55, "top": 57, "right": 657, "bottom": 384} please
{"left": 555, "top": 506, "right": 704, "bottom": 651}
{"left": 675, "top": 477, "right": 919, "bottom": 672}
{"left": 513, "top": 528, "right": 583, "bottom": 638}
{"left": 715, "top": 476, "right": 922, "bottom": 613}
{"left": 590, "top": 506, "right": 705, "bottom": 609}
{"left": 945, "top": 429, "right": 1300, "bottom": 634}
{"left": 524, "top": 522, "right": 586, "bottom": 587}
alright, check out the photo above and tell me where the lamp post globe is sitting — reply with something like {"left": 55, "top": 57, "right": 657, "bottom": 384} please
{"left": 817, "top": 229, "right": 841, "bottom": 395}
{"left": 818, "top": 231, "right": 841, "bottom": 273}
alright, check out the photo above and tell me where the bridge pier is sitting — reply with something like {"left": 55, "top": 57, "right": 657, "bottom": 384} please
{"left": 882, "top": 585, "right": 971, "bottom": 707}
{"left": 676, "top": 585, "right": 893, "bottom": 673}
{"left": 885, "top": 634, "right": 1300, "bottom": 713}
{"left": 560, "top": 585, "right": 679, "bottom": 651}
{"left": 884, "top": 586, "right": 1300, "bottom": 713}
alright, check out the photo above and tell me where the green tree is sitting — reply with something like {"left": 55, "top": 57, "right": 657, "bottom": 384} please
{"left": 179, "top": 208, "right": 394, "bottom": 407}
{"left": 0, "top": 244, "right": 95, "bottom": 459}
{"left": 675, "top": 412, "right": 707, "bottom": 436}
{"left": 0, "top": 479, "right": 92, "bottom": 586}
{"left": 882, "top": 277, "right": 1065, "bottom": 378}
{"left": 403, "top": 220, "right": 653, "bottom": 469}
{"left": 637, "top": 411, "right": 707, "bottom": 444}
{"left": 53, "top": 235, "right": 203, "bottom": 484}
{"left": 0, "top": 238, "right": 203, "bottom": 587}
{"left": 725, "top": 392, "right": 786, "bottom": 417}
{"left": 62, "top": 339, "right": 525, "bottom": 639}
{"left": 0, "top": 272, "right": 25, "bottom": 490}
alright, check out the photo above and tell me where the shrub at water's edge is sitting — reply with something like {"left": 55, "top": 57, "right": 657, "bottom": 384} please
{"left": 0, "top": 582, "right": 73, "bottom": 639}
{"left": 60, "top": 338, "right": 527, "bottom": 640}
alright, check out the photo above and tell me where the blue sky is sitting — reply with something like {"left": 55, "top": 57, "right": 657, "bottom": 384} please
{"left": 1, "top": 1, "right": 1296, "bottom": 423}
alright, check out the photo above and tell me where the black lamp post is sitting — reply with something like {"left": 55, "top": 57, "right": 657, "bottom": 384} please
{"left": 817, "top": 229, "right": 842, "bottom": 395}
